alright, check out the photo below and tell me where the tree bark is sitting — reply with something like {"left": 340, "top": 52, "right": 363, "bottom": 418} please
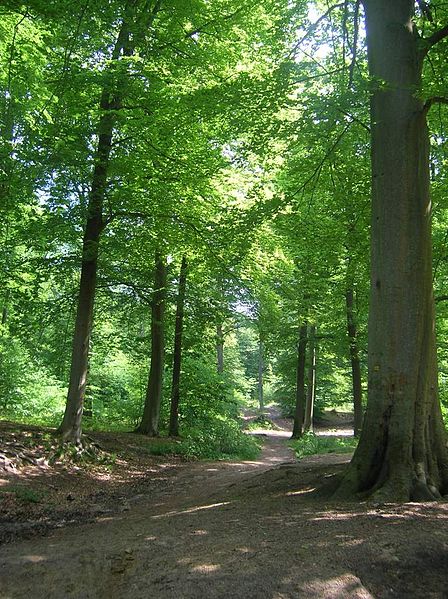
{"left": 345, "top": 289, "right": 363, "bottom": 437}
{"left": 258, "top": 339, "right": 264, "bottom": 412}
{"left": 169, "top": 255, "right": 187, "bottom": 437}
{"left": 1, "top": 296, "right": 8, "bottom": 326}
{"left": 292, "top": 323, "right": 308, "bottom": 439}
{"left": 303, "top": 325, "right": 316, "bottom": 433}
{"left": 334, "top": 0, "right": 448, "bottom": 501}
{"left": 56, "top": 8, "right": 136, "bottom": 444}
{"left": 136, "top": 252, "right": 167, "bottom": 436}
{"left": 216, "top": 322, "right": 224, "bottom": 374}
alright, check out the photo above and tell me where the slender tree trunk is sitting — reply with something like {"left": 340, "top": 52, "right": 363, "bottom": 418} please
{"left": 83, "top": 361, "right": 93, "bottom": 418}
{"left": 136, "top": 252, "right": 167, "bottom": 436}
{"left": 1, "top": 57, "right": 15, "bottom": 330}
{"left": 334, "top": 0, "right": 448, "bottom": 500}
{"left": 303, "top": 325, "right": 316, "bottom": 433}
{"left": 57, "top": 10, "right": 134, "bottom": 444}
{"left": 169, "top": 255, "right": 187, "bottom": 437}
{"left": 345, "top": 289, "right": 363, "bottom": 437}
{"left": 1, "top": 296, "right": 8, "bottom": 326}
{"left": 292, "top": 323, "right": 308, "bottom": 439}
{"left": 258, "top": 339, "right": 264, "bottom": 412}
{"left": 216, "top": 322, "right": 224, "bottom": 374}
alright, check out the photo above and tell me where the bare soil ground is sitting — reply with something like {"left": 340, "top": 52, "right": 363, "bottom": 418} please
{"left": 1, "top": 411, "right": 447, "bottom": 598}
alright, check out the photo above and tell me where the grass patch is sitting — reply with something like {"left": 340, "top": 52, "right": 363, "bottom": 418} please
{"left": 244, "top": 415, "right": 278, "bottom": 431}
{"left": 1, "top": 486, "right": 45, "bottom": 504}
{"left": 290, "top": 432, "right": 358, "bottom": 460}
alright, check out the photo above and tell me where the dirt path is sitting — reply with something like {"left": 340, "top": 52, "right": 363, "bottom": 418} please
{"left": 1, "top": 411, "right": 447, "bottom": 598}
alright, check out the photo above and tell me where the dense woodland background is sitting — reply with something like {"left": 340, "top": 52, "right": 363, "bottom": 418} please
{"left": 1, "top": 0, "right": 448, "bottom": 466}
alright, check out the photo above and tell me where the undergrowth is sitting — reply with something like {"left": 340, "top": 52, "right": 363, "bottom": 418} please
{"left": 244, "top": 415, "right": 277, "bottom": 431}
{"left": 143, "top": 419, "right": 261, "bottom": 460}
{"left": 2, "top": 486, "right": 45, "bottom": 504}
{"left": 290, "top": 432, "right": 357, "bottom": 460}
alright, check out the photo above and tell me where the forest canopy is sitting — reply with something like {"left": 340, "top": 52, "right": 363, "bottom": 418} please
{"left": 1, "top": 0, "right": 448, "bottom": 502}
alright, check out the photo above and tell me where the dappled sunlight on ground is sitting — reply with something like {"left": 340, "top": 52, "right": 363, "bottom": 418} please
{"left": 2, "top": 408, "right": 447, "bottom": 598}
{"left": 285, "top": 487, "right": 316, "bottom": 496}
{"left": 152, "top": 501, "right": 232, "bottom": 519}
{"left": 316, "top": 427, "right": 354, "bottom": 437}
{"left": 302, "top": 574, "right": 375, "bottom": 598}
{"left": 190, "top": 563, "right": 221, "bottom": 574}
{"left": 22, "top": 554, "right": 47, "bottom": 563}
{"left": 248, "top": 428, "right": 292, "bottom": 438}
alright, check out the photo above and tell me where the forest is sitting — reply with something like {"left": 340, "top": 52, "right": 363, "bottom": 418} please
{"left": 1, "top": 1, "right": 448, "bottom": 597}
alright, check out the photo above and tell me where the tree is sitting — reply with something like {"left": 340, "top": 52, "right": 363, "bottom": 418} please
{"left": 345, "top": 288, "right": 363, "bottom": 436}
{"left": 291, "top": 323, "right": 308, "bottom": 438}
{"left": 257, "top": 337, "right": 265, "bottom": 412}
{"left": 334, "top": 0, "right": 448, "bottom": 501}
{"left": 169, "top": 255, "right": 188, "bottom": 437}
{"left": 303, "top": 324, "right": 316, "bottom": 433}
{"left": 135, "top": 252, "right": 167, "bottom": 436}
{"left": 57, "top": 1, "right": 150, "bottom": 443}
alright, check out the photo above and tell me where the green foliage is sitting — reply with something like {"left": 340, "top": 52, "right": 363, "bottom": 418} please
{"left": 158, "top": 354, "right": 260, "bottom": 460}
{"left": 0, "top": 332, "right": 66, "bottom": 424}
{"left": 86, "top": 351, "right": 144, "bottom": 430}
{"left": 2, "top": 0, "right": 448, "bottom": 465}
{"left": 290, "top": 432, "right": 357, "bottom": 460}
{"left": 180, "top": 415, "right": 260, "bottom": 460}
{"left": 3, "top": 486, "right": 45, "bottom": 504}
{"left": 143, "top": 417, "right": 260, "bottom": 460}
{"left": 245, "top": 415, "right": 277, "bottom": 430}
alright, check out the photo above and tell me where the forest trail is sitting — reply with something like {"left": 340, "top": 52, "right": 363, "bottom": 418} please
{"left": 1, "top": 410, "right": 447, "bottom": 599}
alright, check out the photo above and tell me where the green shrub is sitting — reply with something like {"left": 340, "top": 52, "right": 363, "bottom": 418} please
{"left": 290, "top": 432, "right": 357, "bottom": 460}
{"left": 142, "top": 415, "right": 260, "bottom": 460}
{"left": 245, "top": 415, "right": 277, "bottom": 430}
{"left": 0, "top": 333, "right": 66, "bottom": 425}
{"left": 181, "top": 415, "right": 260, "bottom": 460}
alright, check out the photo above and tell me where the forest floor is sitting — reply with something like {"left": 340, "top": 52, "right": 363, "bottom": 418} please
{"left": 1, "top": 409, "right": 448, "bottom": 598}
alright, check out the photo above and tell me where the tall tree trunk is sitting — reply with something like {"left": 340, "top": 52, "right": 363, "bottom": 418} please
{"left": 1, "top": 295, "right": 8, "bottom": 326}
{"left": 292, "top": 323, "right": 307, "bottom": 439}
{"left": 345, "top": 289, "right": 363, "bottom": 437}
{"left": 136, "top": 252, "right": 167, "bottom": 436}
{"left": 216, "top": 322, "right": 224, "bottom": 374}
{"left": 1, "top": 38, "right": 16, "bottom": 331}
{"left": 334, "top": 0, "right": 448, "bottom": 500}
{"left": 303, "top": 325, "right": 316, "bottom": 433}
{"left": 57, "top": 10, "right": 135, "bottom": 444}
{"left": 258, "top": 339, "right": 264, "bottom": 412}
{"left": 169, "top": 255, "right": 187, "bottom": 437}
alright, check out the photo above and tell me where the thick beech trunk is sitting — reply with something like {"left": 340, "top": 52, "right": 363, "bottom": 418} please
{"left": 169, "top": 255, "right": 187, "bottom": 437}
{"left": 258, "top": 339, "right": 264, "bottom": 412}
{"left": 345, "top": 289, "right": 363, "bottom": 437}
{"left": 334, "top": 0, "right": 448, "bottom": 500}
{"left": 292, "top": 323, "right": 308, "bottom": 439}
{"left": 57, "top": 11, "right": 134, "bottom": 444}
{"left": 303, "top": 325, "right": 316, "bottom": 433}
{"left": 136, "top": 253, "right": 167, "bottom": 436}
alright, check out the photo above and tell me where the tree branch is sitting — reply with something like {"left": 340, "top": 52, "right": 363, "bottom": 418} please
{"left": 421, "top": 24, "right": 448, "bottom": 57}
{"left": 289, "top": 3, "right": 345, "bottom": 58}
{"left": 348, "top": 0, "right": 360, "bottom": 88}
{"left": 422, "top": 96, "right": 448, "bottom": 117}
